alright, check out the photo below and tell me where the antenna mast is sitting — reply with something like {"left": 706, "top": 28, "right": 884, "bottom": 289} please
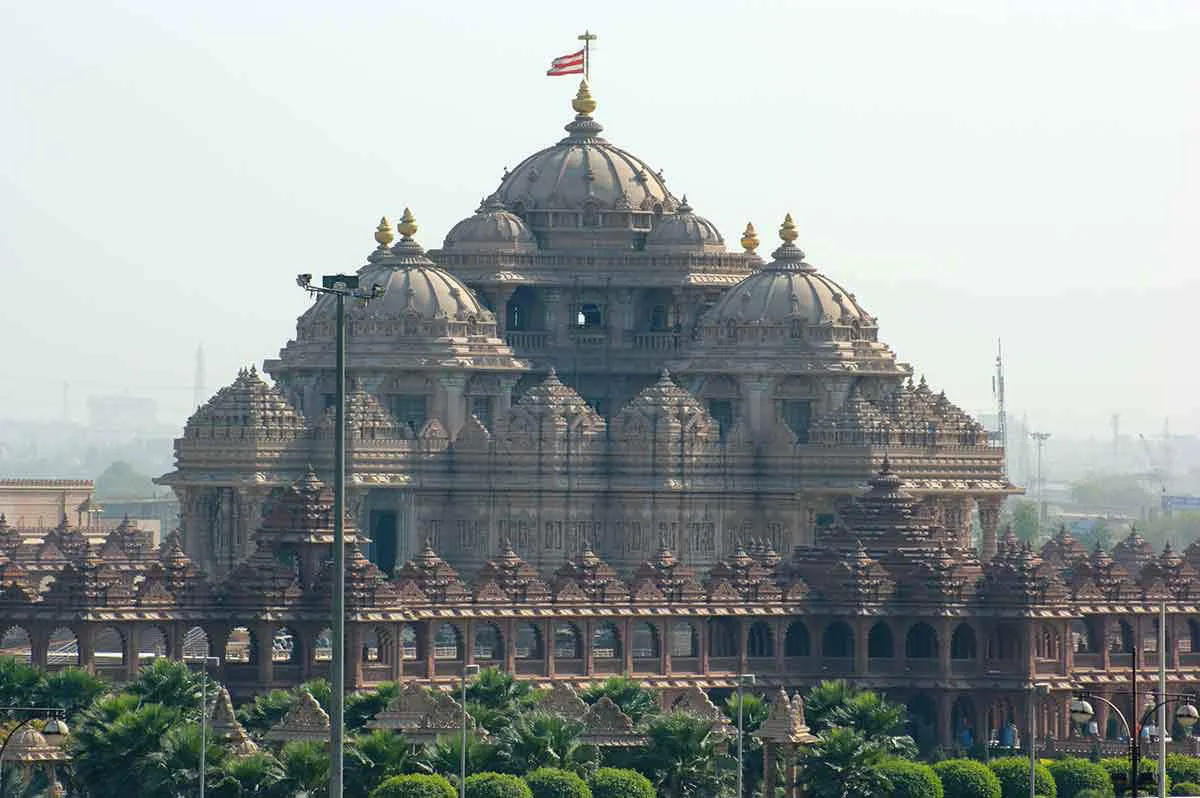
{"left": 994, "top": 339, "right": 1008, "bottom": 475}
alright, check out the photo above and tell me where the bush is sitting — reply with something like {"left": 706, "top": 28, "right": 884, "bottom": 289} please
{"left": 1167, "top": 755, "right": 1200, "bottom": 788}
{"left": 1047, "top": 758, "right": 1113, "bottom": 798}
{"left": 934, "top": 759, "right": 1003, "bottom": 798}
{"left": 989, "top": 757, "right": 1057, "bottom": 798}
{"left": 465, "top": 773, "right": 533, "bottom": 798}
{"left": 371, "top": 774, "right": 458, "bottom": 798}
{"left": 1075, "top": 792, "right": 1109, "bottom": 798}
{"left": 1172, "top": 781, "right": 1200, "bottom": 796}
{"left": 1098, "top": 757, "right": 1169, "bottom": 794}
{"left": 588, "top": 768, "right": 654, "bottom": 798}
{"left": 881, "top": 758, "right": 944, "bottom": 798}
{"left": 524, "top": 768, "right": 591, "bottom": 798}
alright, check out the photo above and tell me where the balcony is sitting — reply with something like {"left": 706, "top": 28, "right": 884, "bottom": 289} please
{"left": 632, "top": 331, "right": 680, "bottom": 352}
{"left": 505, "top": 331, "right": 549, "bottom": 350}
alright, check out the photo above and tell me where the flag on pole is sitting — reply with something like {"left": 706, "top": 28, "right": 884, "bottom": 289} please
{"left": 547, "top": 49, "right": 585, "bottom": 76}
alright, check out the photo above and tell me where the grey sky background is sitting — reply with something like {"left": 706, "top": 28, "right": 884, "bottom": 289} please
{"left": 1, "top": 0, "right": 1195, "bottom": 439}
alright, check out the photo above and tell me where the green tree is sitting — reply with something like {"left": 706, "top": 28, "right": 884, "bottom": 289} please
{"left": 0, "top": 657, "right": 45, "bottom": 708}
{"left": 1069, "top": 474, "right": 1154, "bottom": 514}
{"left": 495, "top": 711, "right": 598, "bottom": 777}
{"left": 128, "top": 658, "right": 205, "bottom": 713}
{"left": 1165, "top": 753, "right": 1200, "bottom": 787}
{"left": 347, "top": 682, "right": 400, "bottom": 731}
{"left": 137, "top": 722, "right": 226, "bottom": 798}
{"left": 371, "top": 773, "right": 457, "bottom": 798}
{"left": 346, "top": 730, "right": 432, "bottom": 796}
{"left": 1047, "top": 758, "right": 1113, "bottom": 798}
{"left": 587, "top": 768, "right": 654, "bottom": 798}
{"left": 722, "top": 692, "right": 769, "bottom": 798}
{"left": 802, "top": 680, "right": 917, "bottom": 757}
{"left": 799, "top": 727, "right": 892, "bottom": 798}
{"left": 1171, "top": 782, "right": 1200, "bottom": 796}
{"left": 932, "top": 759, "right": 1002, "bottom": 798}
{"left": 210, "top": 751, "right": 288, "bottom": 798}
{"left": 881, "top": 758, "right": 944, "bottom": 798}
{"left": 1003, "top": 500, "right": 1041, "bottom": 544}
{"left": 35, "top": 667, "right": 107, "bottom": 720}
{"left": 464, "top": 772, "right": 534, "bottom": 798}
{"left": 989, "top": 757, "right": 1056, "bottom": 798}
{"left": 578, "top": 677, "right": 659, "bottom": 724}
{"left": 430, "top": 731, "right": 502, "bottom": 781}
{"left": 279, "top": 740, "right": 329, "bottom": 797}
{"left": 634, "top": 712, "right": 734, "bottom": 798}
{"left": 524, "top": 768, "right": 592, "bottom": 798}
{"left": 70, "top": 700, "right": 182, "bottom": 798}
{"left": 94, "top": 461, "right": 158, "bottom": 499}
{"left": 237, "top": 688, "right": 297, "bottom": 735}
{"left": 467, "top": 668, "right": 538, "bottom": 734}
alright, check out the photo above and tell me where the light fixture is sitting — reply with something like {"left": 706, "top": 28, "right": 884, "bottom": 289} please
{"left": 1175, "top": 702, "right": 1199, "bottom": 730}
{"left": 1070, "top": 698, "right": 1095, "bottom": 726}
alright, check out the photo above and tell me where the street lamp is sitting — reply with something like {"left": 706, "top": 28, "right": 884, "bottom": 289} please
{"left": 1027, "top": 683, "right": 1050, "bottom": 798}
{"left": 298, "top": 270, "right": 384, "bottom": 798}
{"left": 187, "top": 655, "right": 221, "bottom": 798}
{"left": 0, "top": 707, "right": 68, "bottom": 798}
{"left": 736, "top": 674, "right": 756, "bottom": 798}
{"left": 460, "top": 664, "right": 480, "bottom": 798}
{"left": 1070, "top": 695, "right": 1199, "bottom": 797}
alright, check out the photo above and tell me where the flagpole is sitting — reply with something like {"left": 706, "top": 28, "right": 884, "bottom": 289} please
{"left": 578, "top": 30, "right": 597, "bottom": 81}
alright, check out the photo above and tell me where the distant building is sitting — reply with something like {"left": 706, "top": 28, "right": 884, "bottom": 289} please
{"left": 0, "top": 479, "right": 96, "bottom": 530}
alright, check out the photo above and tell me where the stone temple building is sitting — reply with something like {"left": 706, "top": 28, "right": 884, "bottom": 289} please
{"left": 4, "top": 79, "right": 1196, "bottom": 752}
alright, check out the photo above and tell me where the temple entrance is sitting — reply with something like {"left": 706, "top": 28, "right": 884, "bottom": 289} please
{"left": 369, "top": 510, "right": 398, "bottom": 576}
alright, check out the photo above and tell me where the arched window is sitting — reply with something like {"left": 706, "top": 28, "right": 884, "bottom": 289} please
{"left": 314, "top": 627, "right": 333, "bottom": 662}
{"left": 784, "top": 621, "right": 811, "bottom": 657}
{"left": 272, "top": 627, "right": 298, "bottom": 663}
{"left": 592, "top": 623, "right": 621, "bottom": 660}
{"left": 515, "top": 624, "right": 542, "bottom": 660}
{"left": 225, "top": 627, "right": 255, "bottom": 664}
{"left": 905, "top": 623, "right": 938, "bottom": 659}
{"left": 1, "top": 627, "right": 31, "bottom": 664}
{"left": 708, "top": 618, "right": 738, "bottom": 658}
{"left": 138, "top": 627, "right": 168, "bottom": 663}
{"left": 399, "top": 625, "right": 419, "bottom": 661}
{"left": 868, "top": 622, "right": 894, "bottom": 659}
{"left": 433, "top": 623, "right": 463, "bottom": 660}
{"left": 1035, "top": 625, "right": 1060, "bottom": 659}
{"left": 670, "top": 623, "right": 698, "bottom": 658}
{"left": 474, "top": 624, "right": 503, "bottom": 662}
{"left": 575, "top": 303, "right": 603, "bottom": 329}
{"left": 950, "top": 624, "right": 977, "bottom": 660}
{"left": 47, "top": 627, "right": 79, "bottom": 667}
{"left": 554, "top": 623, "right": 582, "bottom": 659}
{"left": 747, "top": 622, "right": 774, "bottom": 659}
{"left": 987, "top": 624, "right": 1021, "bottom": 662}
{"left": 95, "top": 626, "right": 125, "bottom": 667}
{"left": 632, "top": 623, "right": 659, "bottom": 659}
{"left": 822, "top": 621, "right": 855, "bottom": 659}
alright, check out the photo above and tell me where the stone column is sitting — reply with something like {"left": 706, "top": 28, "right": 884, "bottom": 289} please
{"left": 504, "top": 619, "right": 517, "bottom": 674}
{"left": 438, "top": 374, "right": 469, "bottom": 439}
{"left": 584, "top": 619, "right": 595, "bottom": 676}
{"left": 762, "top": 741, "right": 777, "bottom": 798}
{"left": 124, "top": 626, "right": 140, "bottom": 682}
{"left": 488, "top": 286, "right": 517, "bottom": 336}
{"left": 662, "top": 619, "right": 673, "bottom": 676}
{"left": 738, "top": 619, "right": 750, "bottom": 675}
{"left": 545, "top": 620, "right": 556, "bottom": 678}
{"left": 938, "top": 619, "right": 952, "bottom": 678}
{"left": 978, "top": 496, "right": 1003, "bottom": 560}
{"left": 543, "top": 289, "right": 566, "bottom": 346}
{"left": 853, "top": 620, "right": 869, "bottom": 675}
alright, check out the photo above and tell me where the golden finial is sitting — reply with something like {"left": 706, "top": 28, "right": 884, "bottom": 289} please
{"left": 740, "top": 222, "right": 759, "bottom": 253}
{"left": 572, "top": 79, "right": 597, "bottom": 116}
{"left": 779, "top": 212, "right": 799, "bottom": 243}
{"left": 397, "top": 207, "right": 418, "bottom": 239}
{"left": 373, "top": 216, "right": 394, "bottom": 249}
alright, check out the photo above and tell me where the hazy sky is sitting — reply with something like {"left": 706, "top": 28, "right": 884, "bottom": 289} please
{"left": 1, "top": 0, "right": 1195, "bottom": 439}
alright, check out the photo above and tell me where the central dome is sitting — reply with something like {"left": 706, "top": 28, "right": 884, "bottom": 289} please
{"left": 491, "top": 81, "right": 678, "bottom": 217}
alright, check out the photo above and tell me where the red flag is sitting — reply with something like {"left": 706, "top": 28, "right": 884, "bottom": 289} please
{"left": 547, "top": 49, "right": 585, "bottom": 76}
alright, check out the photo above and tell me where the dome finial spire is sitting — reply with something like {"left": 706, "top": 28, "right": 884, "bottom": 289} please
{"left": 374, "top": 216, "right": 394, "bottom": 249}
{"left": 779, "top": 213, "right": 799, "bottom": 243}
{"left": 740, "top": 222, "right": 759, "bottom": 253}
{"left": 397, "top": 208, "right": 418, "bottom": 240}
{"left": 572, "top": 79, "right": 597, "bottom": 116}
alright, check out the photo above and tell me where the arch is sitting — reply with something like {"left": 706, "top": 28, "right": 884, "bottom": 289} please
{"left": 592, "top": 623, "right": 622, "bottom": 660}
{"left": 433, "top": 623, "right": 463, "bottom": 660}
{"left": 362, "top": 627, "right": 392, "bottom": 664}
{"left": 708, "top": 618, "right": 738, "bottom": 658}
{"left": 399, "top": 624, "right": 419, "bottom": 661}
{"left": 950, "top": 624, "right": 977, "bottom": 660}
{"left": 0, "top": 627, "right": 32, "bottom": 664}
{"left": 506, "top": 286, "right": 544, "bottom": 332}
{"left": 907, "top": 693, "right": 939, "bottom": 753}
{"left": 315, "top": 627, "right": 333, "bottom": 662}
{"left": 515, "top": 624, "right": 543, "bottom": 660}
{"left": 632, "top": 623, "right": 660, "bottom": 659}
{"left": 1034, "top": 624, "right": 1061, "bottom": 659}
{"left": 137, "top": 626, "right": 168, "bottom": 663}
{"left": 1071, "top": 618, "right": 1100, "bottom": 653}
{"left": 784, "top": 621, "right": 811, "bottom": 657}
{"left": 94, "top": 626, "right": 125, "bottom": 666}
{"left": 272, "top": 627, "right": 298, "bottom": 663}
{"left": 225, "top": 627, "right": 256, "bottom": 665}
{"left": 473, "top": 623, "right": 503, "bottom": 662}
{"left": 952, "top": 695, "right": 977, "bottom": 748}
{"left": 670, "top": 622, "right": 698, "bottom": 658}
{"left": 47, "top": 627, "right": 79, "bottom": 667}
{"left": 868, "top": 622, "right": 894, "bottom": 659}
{"left": 1113, "top": 619, "right": 1135, "bottom": 653}
{"left": 822, "top": 621, "right": 855, "bottom": 659}
{"left": 554, "top": 622, "right": 582, "bottom": 659}
{"left": 182, "top": 626, "right": 210, "bottom": 661}
{"left": 747, "top": 621, "right": 774, "bottom": 659}
{"left": 986, "top": 624, "right": 1021, "bottom": 662}
{"left": 905, "top": 623, "right": 938, "bottom": 659}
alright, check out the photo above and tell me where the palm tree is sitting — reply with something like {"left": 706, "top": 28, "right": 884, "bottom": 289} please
{"left": 128, "top": 658, "right": 205, "bottom": 714}
{"left": 137, "top": 722, "right": 226, "bottom": 797}
{"left": 798, "top": 727, "right": 892, "bottom": 798}
{"left": 465, "top": 668, "right": 536, "bottom": 734}
{"left": 34, "top": 667, "right": 107, "bottom": 720}
{"left": 345, "top": 729, "right": 431, "bottom": 795}
{"left": 69, "top": 700, "right": 183, "bottom": 798}
{"left": 579, "top": 677, "right": 659, "bottom": 724}
{"left": 279, "top": 740, "right": 330, "bottom": 797}
{"left": 237, "top": 688, "right": 296, "bottom": 736}
{"left": 635, "top": 711, "right": 735, "bottom": 798}
{"left": 0, "top": 658, "right": 44, "bottom": 708}
{"left": 346, "top": 682, "right": 400, "bottom": 731}
{"left": 802, "top": 680, "right": 916, "bottom": 757}
{"left": 803, "top": 680, "right": 858, "bottom": 733}
{"left": 495, "top": 711, "right": 599, "bottom": 777}
{"left": 430, "top": 732, "right": 502, "bottom": 783}
{"left": 210, "top": 751, "right": 289, "bottom": 798}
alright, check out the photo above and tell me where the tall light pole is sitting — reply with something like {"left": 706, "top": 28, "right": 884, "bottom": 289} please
{"left": 1029, "top": 431, "right": 1052, "bottom": 537}
{"left": 736, "top": 674, "right": 755, "bottom": 798}
{"left": 1027, "top": 683, "right": 1050, "bottom": 798}
{"left": 460, "top": 664, "right": 480, "bottom": 798}
{"left": 189, "top": 655, "right": 221, "bottom": 798}
{"left": 297, "top": 271, "right": 383, "bottom": 798}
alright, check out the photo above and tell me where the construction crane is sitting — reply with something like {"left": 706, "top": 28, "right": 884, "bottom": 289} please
{"left": 992, "top": 339, "right": 1007, "bottom": 476}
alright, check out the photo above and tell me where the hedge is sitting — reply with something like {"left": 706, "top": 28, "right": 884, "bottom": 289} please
{"left": 933, "top": 759, "right": 1002, "bottom": 798}
{"left": 1172, "top": 781, "right": 1200, "bottom": 796}
{"left": 1167, "top": 755, "right": 1200, "bottom": 788}
{"left": 1047, "top": 758, "right": 1113, "bottom": 798}
{"left": 465, "top": 773, "right": 534, "bottom": 798}
{"left": 587, "top": 768, "right": 654, "bottom": 798}
{"left": 1099, "top": 757, "right": 1169, "bottom": 794}
{"left": 989, "top": 757, "right": 1057, "bottom": 798}
{"left": 524, "top": 768, "right": 592, "bottom": 798}
{"left": 880, "top": 758, "right": 944, "bottom": 798}
{"left": 371, "top": 774, "right": 458, "bottom": 798}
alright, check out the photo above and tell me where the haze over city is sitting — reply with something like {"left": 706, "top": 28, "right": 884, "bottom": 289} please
{"left": 1, "top": 0, "right": 1196, "bottom": 438}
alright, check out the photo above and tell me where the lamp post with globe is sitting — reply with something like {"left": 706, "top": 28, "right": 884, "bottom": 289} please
{"left": 1070, "top": 695, "right": 1199, "bottom": 797}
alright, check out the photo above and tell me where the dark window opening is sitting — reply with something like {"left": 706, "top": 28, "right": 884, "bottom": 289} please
{"left": 369, "top": 510, "right": 398, "bottom": 576}
{"left": 650, "top": 305, "right": 669, "bottom": 331}
{"left": 392, "top": 395, "right": 427, "bottom": 435}
{"left": 782, "top": 400, "right": 811, "bottom": 444}
{"left": 708, "top": 399, "right": 733, "bottom": 441}
{"left": 507, "top": 303, "right": 526, "bottom": 331}
{"left": 470, "top": 396, "right": 492, "bottom": 430}
{"left": 323, "top": 394, "right": 336, "bottom": 411}
{"left": 574, "top": 303, "right": 603, "bottom": 329}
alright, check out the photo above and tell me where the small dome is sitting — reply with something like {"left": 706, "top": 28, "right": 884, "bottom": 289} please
{"left": 443, "top": 198, "right": 537, "bottom": 254}
{"left": 703, "top": 214, "right": 871, "bottom": 329}
{"left": 645, "top": 197, "right": 725, "bottom": 253}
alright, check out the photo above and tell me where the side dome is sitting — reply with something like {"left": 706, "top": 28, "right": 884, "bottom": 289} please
{"left": 702, "top": 214, "right": 873, "bottom": 331}
{"left": 645, "top": 197, "right": 725, "bottom": 254}
{"left": 442, "top": 198, "right": 537, "bottom": 254}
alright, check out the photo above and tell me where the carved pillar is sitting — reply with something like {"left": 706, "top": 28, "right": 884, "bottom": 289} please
{"left": 853, "top": 619, "right": 869, "bottom": 675}
{"left": 489, "top": 286, "right": 517, "bottom": 336}
{"left": 543, "top": 289, "right": 566, "bottom": 346}
{"left": 438, "top": 374, "right": 469, "bottom": 440}
{"left": 255, "top": 625, "right": 274, "bottom": 686}
{"left": 505, "top": 619, "right": 516, "bottom": 674}
{"left": 584, "top": 619, "right": 594, "bottom": 676}
{"left": 738, "top": 619, "right": 750, "bottom": 675}
{"left": 30, "top": 628, "right": 47, "bottom": 670}
{"left": 938, "top": 619, "right": 952, "bottom": 678}
{"left": 699, "top": 620, "right": 710, "bottom": 674}
{"left": 124, "top": 626, "right": 140, "bottom": 682}
{"left": 978, "top": 496, "right": 1002, "bottom": 560}
{"left": 623, "top": 619, "right": 634, "bottom": 674}
{"left": 937, "top": 692, "right": 953, "bottom": 747}
{"left": 774, "top": 619, "right": 786, "bottom": 675}
{"left": 463, "top": 619, "right": 475, "bottom": 668}
{"left": 762, "top": 741, "right": 777, "bottom": 798}
{"left": 423, "top": 621, "right": 436, "bottom": 678}
{"left": 545, "top": 620, "right": 556, "bottom": 678}
{"left": 78, "top": 626, "right": 95, "bottom": 675}
{"left": 662, "top": 619, "right": 672, "bottom": 676}
{"left": 348, "top": 625, "right": 364, "bottom": 689}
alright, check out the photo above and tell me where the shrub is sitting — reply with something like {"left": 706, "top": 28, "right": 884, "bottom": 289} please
{"left": 588, "top": 768, "right": 654, "bottom": 798}
{"left": 1098, "top": 757, "right": 1169, "bottom": 794}
{"left": 880, "top": 758, "right": 944, "bottom": 798}
{"left": 1167, "top": 754, "right": 1200, "bottom": 788}
{"left": 1075, "top": 792, "right": 1109, "bottom": 798}
{"left": 989, "top": 757, "right": 1057, "bottom": 798}
{"left": 465, "top": 773, "right": 533, "bottom": 798}
{"left": 1172, "top": 781, "right": 1200, "bottom": 796}
{"left": 524, "top": 768, "right": 592, "bottom": 798}
{"left": 1047, "top": 758, "right": 1113, "bottom": 798}
{"left": 933, "top": 759, "right": 1002, "bottom": 798}
{"left": 371, "top": 773, "right": 458, "bottom": 798}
